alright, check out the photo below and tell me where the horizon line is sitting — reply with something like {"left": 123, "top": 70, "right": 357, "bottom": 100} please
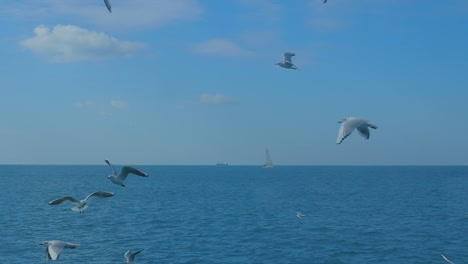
{"left": 0, "top": 164, "right": 466, "bottom": 166}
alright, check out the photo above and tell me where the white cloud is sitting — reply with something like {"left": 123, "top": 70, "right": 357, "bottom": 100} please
{"left": 200, "top": 93, "right": 238, "bottom": 105}
{"left": 193, "top": 39, "right": 252, "bottom": 57}
{"left": 111, "top": 100, "right": 128, "bottom": 109}
{"left": 75, "top": 101, "right": 96, "bottom": 109}
{"left": 1, "top": 0, "right": 203, "bottom": 30}
{"left": 75, "top": 100, "right": 126, "bottom": 118}
{"left": 21, "top": 24, "right": 146, "bottom": 63}
{"left": 99, "top": 111, "right": 112, "bottom": 118}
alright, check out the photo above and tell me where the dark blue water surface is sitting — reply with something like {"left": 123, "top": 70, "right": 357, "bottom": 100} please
{"left": 0, "top": 165, "right": 467, "bottom": 263}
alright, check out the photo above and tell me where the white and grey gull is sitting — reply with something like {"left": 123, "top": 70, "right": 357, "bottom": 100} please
{"left": 39, "top": 240, "right": 78, "bottom": 261}
{"left": 336, "top": 117, "right": 378, "bottom": 144}
{"left": 297, "top": 212, "right": 305, "bottom": 219}
{"left": 48, "top": 191, "right": 115, "bottom": 213}
{"left": 275, "top": 52, "right": 299, "bottom": 70}
{"left": 296, "top": 212, "right": 305, "bottom": 224}
{"left": 105, "top": 159, "right": 149, "bottom": 187}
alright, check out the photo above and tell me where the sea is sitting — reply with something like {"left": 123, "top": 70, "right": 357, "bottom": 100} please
{"left": 0, "top": 165, "right": 467, "bottom": 263}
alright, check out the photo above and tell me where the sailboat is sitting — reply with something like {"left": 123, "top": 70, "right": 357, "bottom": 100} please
{"left": 263, "top": 148, "right": 273, "bottom": 168}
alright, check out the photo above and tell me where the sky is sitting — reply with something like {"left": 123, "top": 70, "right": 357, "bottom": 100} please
{"left": 0, "top": 0, "right": 467, "bottom": 165}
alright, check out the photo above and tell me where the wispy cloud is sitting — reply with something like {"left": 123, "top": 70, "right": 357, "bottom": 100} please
{"left": 308, "top": 18, "right": 346, "bottom": 31}
{"left": 99, "top": 111, "right": 112, "bottom": 118}
{"left": 200, "top": 93, "right": 238, "bottom": 105}
{"left": 236, "top": 0, "right": 283, "bottom": 23}
{"left": 21, "top": 24, "right": 145, "bottom": 63}
{"left": 75, "top": 99, "right": 127, "bottom": 118}
{"left": 193, "top": 38, "right": 252, "bottom": 57}
{"left": 306, "top": 0, "right": 376, "bottom": 32}
{"left": 111, "top": 100, "right": 128, "bottom": 109}
{"left": 242, "top": 30, "right": 279, "bottom": 48}
{"left": 1, "top": 0, "right": 203, "bottom": 30}
{"left": 75, "top": 101, "right": 96, "bottom": 109}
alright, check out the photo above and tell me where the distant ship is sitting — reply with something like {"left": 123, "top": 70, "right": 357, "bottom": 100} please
{"left": 263, "top": 148, "right": 273, "bottom": 168}
{"left": 216, "top": 162, "right": 229, "bottom": 166}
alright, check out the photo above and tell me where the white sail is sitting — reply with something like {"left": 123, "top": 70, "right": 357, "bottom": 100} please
{"left": 263, "top": 148, "right": 273, "bottom": 168}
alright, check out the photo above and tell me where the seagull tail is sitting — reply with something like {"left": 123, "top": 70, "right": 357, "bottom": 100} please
{"left": 66, "top": 243, "right": 79, "bottom": 249}
{"left": 71, "top": 204, "right": 88, "bottom": 212}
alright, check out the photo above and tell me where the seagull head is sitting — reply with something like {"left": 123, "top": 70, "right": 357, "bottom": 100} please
{"left": 338, "top": 118, "right": 347, "bottom": 123}
{"left": 39, "top": 241, "right": 49, "bottom": 246}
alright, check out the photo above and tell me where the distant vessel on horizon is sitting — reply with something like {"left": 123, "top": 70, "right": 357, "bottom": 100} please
{"left": 263, "top": 148, "right": 273, "bottom": 168}
{"left": 216, "top": 162, "right": 229, "bottom": 166}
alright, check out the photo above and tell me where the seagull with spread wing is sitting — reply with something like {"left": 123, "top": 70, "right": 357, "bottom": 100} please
{"left": 48, "top": 191, "right": 115, "bottom": 213}
{"left": 336, "top": 117, "right": 378, "bottom": 144}
{"left": 105, "top": 159, "right": 149, "bottom": 187}
{"left": 40, "top": 240, "right": 79, "bottom": 261}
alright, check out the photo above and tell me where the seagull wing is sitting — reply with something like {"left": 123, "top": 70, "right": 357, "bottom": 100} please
{"left": 49, "top": 196, "right": 80, "bottom": 205}
{"left": 356, "top": 125, "right": 370, "bottom": 140}
{"left": 105, "top": 159, "right": 117, "bottom": 176}
{"left": 124, "top": 250, "right": 132, "bottom": 261}
{"left": 45, "top": 247, "right": 51, "bottom": 260}
{"left": 442, "top": 254, "right": 455, "bottom": 264}
{"left": 118, "top": 166, "right": 149, "bottom": 180}
{"left": 130, "top": 249, "right": 144, "bottom": 261}
{"left": 84, "top": 191, "right": 115, "bottom": 202}
{"left": 104, "top": 0, "right": 112, "bottom": 12}
{"left": 125, "top": 249, "right": 144, "bottom": 262}
{"left": 337, "top": 121, "right": 357, "bottom": 144}
{"left": 48, "top": 242, "right": 65, "bottom": 261}
{"left": 323, "top": 0, "right": 327, "bottom": 3}
{"left": 283, "top": 52, "right": 295, "bottom": 63}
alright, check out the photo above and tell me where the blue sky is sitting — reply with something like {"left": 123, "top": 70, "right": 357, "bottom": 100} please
{"left": 0, "top": 0, "right": 467, "bottom": 165}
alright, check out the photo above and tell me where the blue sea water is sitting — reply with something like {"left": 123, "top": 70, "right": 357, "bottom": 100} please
{"left": 0, "top": 165, "right": 467, "bottom": 263}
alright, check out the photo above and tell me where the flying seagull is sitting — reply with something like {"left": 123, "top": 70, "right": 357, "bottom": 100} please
{"left": 336, "top": 117, "right": 378, "bottom": 144}
{"left": 104, "top": 0, "right": 112, "bottom": 12}
{"left": 105, "top": 159, "right": 149, "bottom": 187}
{"left": 125, "top": 249, "right": 144, "bottom": 264}
{"left": 39, "top": 240, "right": 78, "bottom": 261}
{"left": 296, "top": 211, "right": 305, "bottom": 223}
{"left": 441, "top": 254, "right": 455, "bottom": 264}
{"left": 275, "top": 52, "right": 298, "bottom": 70}
{"left": 297, "top": 212, "right": 305, "bottom": 219}
{"left": 48, "top": 191, "right": 115, "bottom": 213}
